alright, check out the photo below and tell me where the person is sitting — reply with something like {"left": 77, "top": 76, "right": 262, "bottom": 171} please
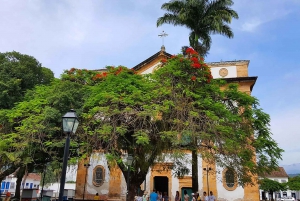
{"left": 136, "top": 194, "right": 143, "bottom": 201}
{"left": 196, "top": 192, "right": 201, "bottom": 201}
{"left": 94, "top": 193, "right": 100, "bottom": 200}
{"left": 157, "top": 191, "right": 162, "bottom": 201}
{"left": 183, "top": 190, "right": 189, "bottom": 201}
{"left": 191, "top": 193, "right": 196, "bottom": 201}
{"left": 202, "top": 192, "right": 208, "bottom": 201}
{"left": 150, "top": 189, "right": 158, "bottom": 201}
{"left": 4, "top": 192, "right": 11, "bottom": 201}
{"left": 208, "top": 191, "right": 215, "bottom": 201}
{"left": 143, "top": 191, "right": 149, "bottom": 201}
{"left": 162, "top": 192, "right": 169, "bottom": 201}
{"left": 175, "top": 191, "right": 181, "bottom": 201}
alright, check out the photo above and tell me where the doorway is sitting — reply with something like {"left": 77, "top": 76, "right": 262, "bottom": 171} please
{"left": 154, "top": 176, "right": 168, "bottom": 195}
{"left": 181, "top": 187, "right": 193, "bottom": 201}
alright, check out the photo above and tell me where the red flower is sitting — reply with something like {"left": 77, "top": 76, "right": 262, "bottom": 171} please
{"left": 207, "top": 79, "right": 211, "bottom": 83}
{"left": 180, "top": 58, "right": 183, "bottom": 62}
{"left": 200, "top": 57, "right": 204, "bottom": 61}
{"left": 191, "top": 76, "right": 197, "bottom": 81}
{"left": 161, "top": 58, "right": 167, "bottom": 63}
{"left": 186, "top": 48, "right": 194, "bottom": 54}
{"left": 191, "top": 63, "right": 201, "bottom": 69}
{"left": 102, "top": 72, "right": 108, "bottom": 77}
{"left": 190, "top": 57, "right": 198, "bottom": 62}
{"left": 171, "top": 55, "right": 177, "bottom": 58}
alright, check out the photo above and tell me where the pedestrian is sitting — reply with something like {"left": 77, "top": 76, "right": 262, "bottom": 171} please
{"left": 175, "top": 191, "right": 181, "bottom": 201}
{"left": 157, "top": 191, "right": 162, "bottom": 201}
{"left": 208, "top": 191, "right": 215, "bottom": 201}
{"left": 150, "top": 189, "right": 158, "bottom": 201}
{"left": 143, "top": 191, "right": 149, "bottom": 201}
{"left": 196, "top": 192, "right": 201, "bottom": 201}
{"left": 162, "top": 192, "right": 169, "bottom": 201}
{"left": 202, "top": 192, "right": 208, "bottom": 201}
{"left": 183, "top": 190, "right": 189, "bottom": 201}
{"left": 191, "top": 193, "right": 196, "bottom": 201}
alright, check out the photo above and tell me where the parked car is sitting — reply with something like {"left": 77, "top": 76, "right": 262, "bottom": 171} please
{"left": 280, "top": 197, "right": 295, "bottom": 201}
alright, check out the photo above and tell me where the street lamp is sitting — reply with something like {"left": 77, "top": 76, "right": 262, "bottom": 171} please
{"left": 58, "top": 109, "right": 79, "bottom": 201}
{"left": 126, "top": 154, "right": 133, "bottom": 201}
{"left": 83, "top": 163, "right": 91, "bottom": 200}
{"left": 203, "top": 166, "right": 212, "bottom": 194}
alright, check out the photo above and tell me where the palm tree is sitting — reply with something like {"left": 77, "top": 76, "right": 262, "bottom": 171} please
{"left": 157, "top": 0, "right": 238, "bottom": 56}
{"left": 157, "top": 0, "right": 238, "bottom": 192}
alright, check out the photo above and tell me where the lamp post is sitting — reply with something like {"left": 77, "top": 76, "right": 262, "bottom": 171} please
{"left": 203, "top": 166, "right": 212, "bottom": 194}
{"left": 126, "top": 154, "right": 133, "bottom": 201}
{"left": 58, "top": 109, "right": 79, "bottom": 201}
{"left": 83, "top": 163, "right": 91, "bottom": 200}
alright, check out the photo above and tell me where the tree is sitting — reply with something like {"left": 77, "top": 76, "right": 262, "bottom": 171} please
{"left": 0, "top": 78, "right": 88, "bottom": 196}
{"left": 0, "top": 51, "right": 54, "bottom": 109}
{"left": 259, "top": 178, "right": 287, "bottom": 201}
{"left": 287, "top": 176, "right": 300, "bottom": 191}
{"left": 157, "top": 0, "right": 238, "bottom": 56}
{"left": 151, "top": 48, "right": 283, "bottom": 192}
{"left": 82, "top": 66, "right": 174, "bottom": 201}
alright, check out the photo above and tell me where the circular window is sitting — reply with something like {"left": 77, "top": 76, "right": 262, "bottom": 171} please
{"left": 222, "top": 168, "right": 237, "bottom": 191}
{"left": 93, "top": 165, "right": 105, "bottom": 186}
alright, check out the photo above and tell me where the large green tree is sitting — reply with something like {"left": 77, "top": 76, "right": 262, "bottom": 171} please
{"left": 151, "top": 49, "right": 283, "bottom": 192}
{"left": 157, "top": 0, "right": 238, "bottom": 56}
{"left": 0, "top": 78, "right": 88, "bottom": 197}
{"left": 82, "top": 66, "right": 173, "bottom": 201}
{"left": 0, "top": 51, "right": 54, "bottom": 109}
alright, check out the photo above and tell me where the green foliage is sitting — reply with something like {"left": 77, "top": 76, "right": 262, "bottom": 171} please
{"left": 151, "top": 50, "right": 283, "bottom": 185}
{"left": 157, "top": 0, "right": 238, "bottom": 56}
{"left": 0, "top": 51, "right": 54, "bottom": 109}
{"left": 287, "top": 176, "right": 300, "bottom": 190}
{"left": 0, "top": 78, "right": 89, "bottom": 177}
{"left": 259, "top": 178, "right": 287, "bottom": 192}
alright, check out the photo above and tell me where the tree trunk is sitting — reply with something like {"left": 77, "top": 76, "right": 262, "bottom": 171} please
{"left": 15, "top": 166, "right": 26, "bottom": 199}
{"left": 192, "top": 149, "right": 198, "bottom": 193}
{"left": 269, "top": 191, "right": 273, "bottom": 201}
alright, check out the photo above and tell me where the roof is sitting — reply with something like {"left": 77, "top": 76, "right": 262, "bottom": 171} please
{"left": 263, "top": 167, "right": 289, "bottom": 178}
{"left": 133, "top": 50, "right": 172, "bottom": 71}
{"left": 26, "top": 173, "right": 41, "bottom": 181}
{"left": 207, "top": 60, "right": 250, "bottom": 66}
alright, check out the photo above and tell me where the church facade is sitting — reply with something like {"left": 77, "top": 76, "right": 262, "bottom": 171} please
{"left": 75, "top": 47, "right": 259, "bottom": 201}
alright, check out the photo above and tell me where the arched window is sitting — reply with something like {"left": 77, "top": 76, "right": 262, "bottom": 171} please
{"left": 222, "top": 168, "right": 237, "bottom": 191}
{"left": 93, "top": 165, "right": 105, "bottom": 186}
{"left": 225, "top": 169, "right": 235, "bottom": 188}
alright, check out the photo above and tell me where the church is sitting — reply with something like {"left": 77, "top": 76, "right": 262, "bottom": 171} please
{"left": 75, "top": 46, "right": 259, "bottom": 201}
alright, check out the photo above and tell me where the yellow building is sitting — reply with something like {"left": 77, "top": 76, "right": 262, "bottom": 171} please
{"left": 75, "top": 46, "right": 259, "bottom": 201}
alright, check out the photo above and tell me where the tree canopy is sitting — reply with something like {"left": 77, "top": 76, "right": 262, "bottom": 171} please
{"left": 0, "top": 51, "right": 54, "bottom": 109}
{"left": 152, "top": 48, "right": 283, "bottom": 187}
{"left": 157, "top": 0, "right": 238, "bottom": 56}
{"left": 287, "top": 176, "right": 300, "bottom": 190}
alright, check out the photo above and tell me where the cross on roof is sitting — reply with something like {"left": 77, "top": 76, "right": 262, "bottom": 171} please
{"left": 158, "top": 31, "right": 168, "bottom": 46}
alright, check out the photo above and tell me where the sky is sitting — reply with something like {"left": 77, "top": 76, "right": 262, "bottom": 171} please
{"left": 0, "top": 0, "right": 299, "bottom": 166}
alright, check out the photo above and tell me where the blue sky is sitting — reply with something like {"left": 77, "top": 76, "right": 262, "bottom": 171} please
{"left": 0, "top": 0, "right": 299, "bottom": 166}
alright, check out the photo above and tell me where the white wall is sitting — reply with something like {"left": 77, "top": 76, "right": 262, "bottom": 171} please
{"left": 215, "top": 166, "right": 244, "bottom": 201}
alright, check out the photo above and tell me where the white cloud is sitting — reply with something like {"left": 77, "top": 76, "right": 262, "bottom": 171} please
{"left": 232, "top": 0, "right": 294, "bottom": 32}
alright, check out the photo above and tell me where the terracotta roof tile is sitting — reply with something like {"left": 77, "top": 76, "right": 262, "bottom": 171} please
{"left": 263, "top": 167, "right": 288, "bottom": 178}
{"left": 26, "top": 173, "right": 41, "bottom": 181}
